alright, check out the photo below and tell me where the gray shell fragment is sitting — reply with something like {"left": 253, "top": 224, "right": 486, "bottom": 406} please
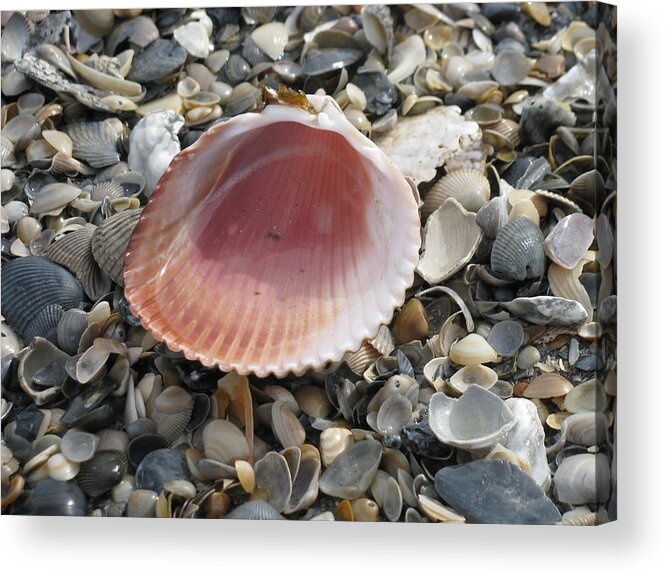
{"left": 434, "top": 459, "right": 562, "bottom": 524}
{"left": 490, "top": 216, "right": 545, "bottom": 281}
{"left": 319, "top": 439, "right": 382, "bottom": 499}
{"left": 501, "top": 296, "right": 588, "bottom": 326}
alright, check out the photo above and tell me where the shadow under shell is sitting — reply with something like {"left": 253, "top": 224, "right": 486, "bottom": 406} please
{"left": 124, "top": 107, "right": 419, "bottom": 377}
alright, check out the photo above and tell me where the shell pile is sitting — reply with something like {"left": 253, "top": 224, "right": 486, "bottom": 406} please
{"left": 2, "top": 4, "right": 616, "bottom": 524}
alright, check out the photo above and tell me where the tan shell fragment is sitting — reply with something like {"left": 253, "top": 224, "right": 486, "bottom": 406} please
{"left": 271, "top": 401, "right": 306, "bottom": 450}
{"left": 564, "top": 379, "right": 607, "bottom": 414}
{"left": 449, "top": 333, "right": 498, "bottom": 366}
{"left": 522, "top": 373, "right": 574, "bottom": 399}
{"left": 417, "top": 198, "right": 482, "bottom": 285}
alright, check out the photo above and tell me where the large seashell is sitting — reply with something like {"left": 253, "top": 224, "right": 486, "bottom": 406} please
{"left": 1, "top": 257, "right": 85, "bottom": 339}
{"left": 423, "top": 170, "right": 491, "bottom": 217}
{"left": 553, "top": 453, "right": 610, "bottom": 505}
{"left": 91, "top": 208, "right": 142, "bottom": 285}
{"left": 66, "top": 121, "right": 121, "bottom": 169}
{"left": 124, "top": 95, "right": 420, "bottom": 377}
{"left": 428, "top": 385, "right": 516, "bottom": 454}
{"left": 149, "top": 386, "right": 194, "bottom": 444}
{"left": 417, "top": 198, "right": 482, "bottom": 285}
{"left": 490, "top": 216, "right": 545, "bottom": 281}
{"left": 47, "top": 224, "right": 111, "bottom": 300}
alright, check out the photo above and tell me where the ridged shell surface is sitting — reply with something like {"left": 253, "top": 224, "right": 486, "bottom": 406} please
{"left": 47, "top": 223, "right": 111, "bottom": 300}
{"left": 66, "top": 120, "right": 120, "bottom": 168}
{"left": 124, "top": 95, "right": 420, "bottom": 377}
{"left": 1, "top": 257, "right": 85, "bottom": 338}
{"left": 490, "top": 216, "right": 545, "bottom": 281}
{"left": 23, "top": 303, "right": 63, "bottom": 344}
{"left": 225, "top": 499, "right": 285, "bottom": 520}
{"left": 92, "top": 208, "right": 142, "bottom": 285}
{"left": 422, "top": 169, "right": 491, "bottom": 217}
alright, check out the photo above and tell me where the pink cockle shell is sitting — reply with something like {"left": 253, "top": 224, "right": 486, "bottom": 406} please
{"left": 124, "top": 95, "right": 420, "bottom": 377}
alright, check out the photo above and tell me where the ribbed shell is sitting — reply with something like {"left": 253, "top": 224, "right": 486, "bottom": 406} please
{"left": 66, "top": 120, "right": 120, "bottom": 168}
{"left": 91, "top": 181, "right": 125, "bottom": 201}
{"left": 123, "top": 96, "right": 420, "bottom": 378}
{"left": 91, "top": 208, "right": 142, "bottom": 285}
{"left": 77, "top": 449, "right": 129, "bottom": 498}
{"left": 149, "top": 386, "right": 194, "bottom": 444}
{"left": 422, "top": 169, "right": 491, "bottom": 217}
{"left": 47, "top": 224, "right": 111, "bottom": 300}
{"left": 1, "top": 257, "right": 85, "bottom": 339}
{"left": 225, "top": 499, "right": 285, "bottom": 520}
{"left": 23, "top": 304, "right": 63, "bottom": 344}
{"left": 490, "top": 216, "right": 545, "bottom": 281}
{"left": 1, "top": 12, "right": 33, "bottom": 62}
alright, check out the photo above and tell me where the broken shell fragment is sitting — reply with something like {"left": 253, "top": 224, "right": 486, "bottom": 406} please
{"left": 124, "top": 95, "right": 420, "bottom": 377}
{"left": 417, "top": 198, "right": 483, "bottom": 285}
{"left": 544, "top": 213, "right": 594, "bottom": 269}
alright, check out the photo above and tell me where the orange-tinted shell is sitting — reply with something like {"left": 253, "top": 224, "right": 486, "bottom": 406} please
{"left": 124, "top": 95, "right": 420, "bottom": 377}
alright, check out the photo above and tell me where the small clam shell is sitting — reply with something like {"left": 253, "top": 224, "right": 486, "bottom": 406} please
{"left": 250, "top": 22, "right": 288, "bottom": 61}
{"left": 561, "top": 412, "right": 608, "bottom": 447}
{"left": 1, "top": 12, "right": 32, "bottom": 63}
{"left": 293, "top": 385, "right": 331, "bottom": 419}
{"left": 1, "top": 256, "right": 85, "bottom": 340}
{"left": 17, "top": 337, "right": 69, "bottom": 405}
{"left": 508, "top": 199, "right": 540, "bottom": 225}
{"left": 271, "top": 401, "right": 306, "bottom": 450}
{"left": 522, "top": 373, "right": 573, "bottom": 399}
{"left": 47, "top": 224, "right": 111, "bottom": 300}
{"left": 417, "top": 198, "right": 483, "bottom": 285}
{"left": 492, "top": 50, "right": 533, "bottom": 86}
{"left": 77, "top": 450, "right": 128, "bottom": 498}
{"left": 150, "top": 386, "right": 194, "bottom": 444}
{"left": 235, "top": 460, "right": 255, "bottom": 493}
{"left": 27, "top": 479, "right": 87, "bottom": 516}
{"left": 57, "top": 308, "right": 88, "bottom": 355}
{"left": 376, "top": 394, "right": 413, "bottom": 435}
{"left": 564, "top": 379, "right": 607, "bottom": 414}
{"left": 544, "top": 213, "right": 594, "bottom": 269}
{"left": 553, "top": 453, "right": 610, "bottom": 504}
{"left": 449, "top": 334, "right": 498, "bottom": 366}
{"left": 476, "top": 196, "right": 509, "bottom": 238}
{"left": 487, "top": 320, "right": 524, "bottom": 357}
{"left": 319, "top": 427, "right": 354, "bottom": 467}
{"left": 449, "top": 364, "right": 498, "bottom": 395}
{"left": 361, "top": 4, "right": 394, "bottom": 54}
{"left": 60, "top": 429, "right": 99, "bottom": 463}
{"left": 73, "top": 9, "right": 115, "bottom": 36}
{"left": 349, "top": 498, "right": 379, "bottom": 522}
{"left": 42, "top": 130, "right": 73, "bottom": 157}
{"left": 66, "top": 120, "right": 121, "bottom": 169}
{"left": 126, "top": 489, "right": 158, "bottom": 518}
{"left": 255, "top": 451, "right": 292, "bottom": 513}
{"left": 418, "top": 494, "right": 466, "bottom": 523}
{"left": 371, "top": 469, "right": 403, "bottom": 522}
{"left": 202, "top": 419, "right": 250, "bottom": 465}
{"left": 393, "top": 298, "right": 429, "bottom": 346}
{"left": 31, "top": 183, "right": 81, "bottom": 215}
{"left": 91, "top": 208, "right": 142, "bottom": 285}
{"left": 388, "top": 35, "right": 426, "bottom": 84}
{"left": 491, "top": 216, "right": 545, "bottom": 281}
{"left": 226, "top": 499, "right": 284, "bottom": 520}
{"left": 75, "top": 343, "right": 109, "bottom": 384}
{"left": 428, "top": 385, "right": 516, "bottom": 454}
{"left": 423, "top": 170, "right": 491, "bottom": 217}
{"left": 47, "top": 453, "right": 80, "bottom": 481}
{"left": 319, "top": 439, "right": 383, "bottom": 499}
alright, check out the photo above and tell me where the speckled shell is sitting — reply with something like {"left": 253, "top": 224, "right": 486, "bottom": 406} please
{"left": 1, "top": 256, "right": 85, "bottom": 339}
{"left": 124, "top": 95, "right": 420, "bottom": 377}
{"left": 91, "top": 208, "right": 142, "bottom": 285}
{"left": 490, "top": 216, "right": 545, "bottom": 281}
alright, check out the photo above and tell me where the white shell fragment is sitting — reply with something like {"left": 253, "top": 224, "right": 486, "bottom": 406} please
{"left": 250, "top": 22, "right": 288, "bottom": 61}
{"left": 417, "top": 198, "right": 482, "bottom": 285}
{"left": 373, "top": 106, "right": 483, "bottom": 185}
{"left": 544, "top": 213, "right": 594, "bottom": 269}
{"left": 128, "top": 110, "right": 184, "bottom": 197}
